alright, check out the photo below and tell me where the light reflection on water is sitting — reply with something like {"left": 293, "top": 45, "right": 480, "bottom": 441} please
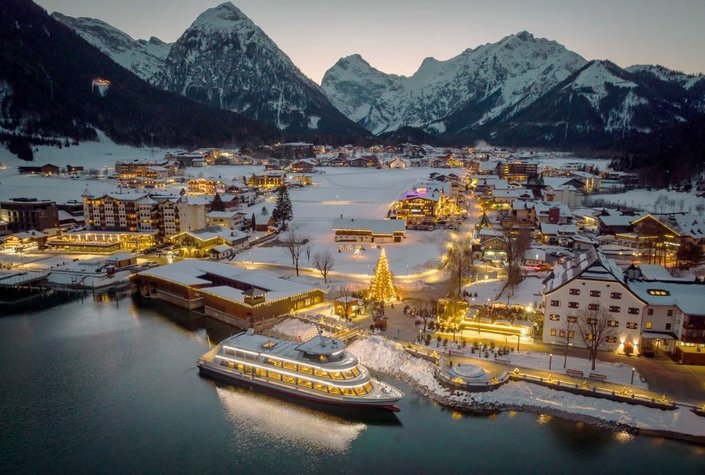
{"left": 215, "top": 386, "right": 367, "bottom": 453}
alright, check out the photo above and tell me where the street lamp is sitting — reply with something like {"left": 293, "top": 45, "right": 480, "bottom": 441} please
{"left": 549, "top": 353, "right": 553, "bottom": 371}
{"left": 630, "top": 367, "right": 635, "bottom": 385}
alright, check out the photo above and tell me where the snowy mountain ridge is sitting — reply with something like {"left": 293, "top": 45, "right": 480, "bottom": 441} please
{"left": 52, "top": 13, "right": 171, "bottom": 83}
{"left": 54, "top": 2, "right": 364, "bottom": 138}
{"left": 322, "top": 31, "right": 587, "bottom": 135}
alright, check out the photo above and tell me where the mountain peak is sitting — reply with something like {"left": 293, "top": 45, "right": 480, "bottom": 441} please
{"left": 191, "top": 2, "right": 250, "bottom": 30}
{"left": 514, "top": 30, "right": 534, "bottom": 41}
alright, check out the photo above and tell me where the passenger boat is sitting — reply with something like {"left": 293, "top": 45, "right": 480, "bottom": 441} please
{"left": 197, "top": 328, "right": 404, "bottom": 412}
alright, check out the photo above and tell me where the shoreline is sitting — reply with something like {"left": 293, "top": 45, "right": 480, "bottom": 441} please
{"left": 348, "top": 335, "right": 705, "bottom": 446}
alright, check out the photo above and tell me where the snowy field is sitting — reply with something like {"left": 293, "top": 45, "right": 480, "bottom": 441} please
{"left": 590, "top": 189, "right": 705, "bottom": 214}
{"left": 230, "top": 167, "right": 469, "bottom": 276}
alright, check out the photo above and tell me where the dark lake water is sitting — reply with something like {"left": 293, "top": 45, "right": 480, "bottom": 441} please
{"left": 1, "top": 296, "right": 705, "bottom": 474}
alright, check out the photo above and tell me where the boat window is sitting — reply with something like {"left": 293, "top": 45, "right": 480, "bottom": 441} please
{"left": 330, "top": 372, "right": 343, "bottom": 380}
{"left": 353, "top": 386, "right": 367, "bottom": 396}
{"left": 328, "top": 386, "right": 342, "bottom": 395}
{"left": 267, "top": 358, "right": 282, "bottom": 367}
{"left": 224, "top": 348, "right": 235, "bottom": 356}
{"left": 255, "top": 368, "right": 267, "bottom": 377}
{"left": 235, "top": 351, "right": 246, "bottom": 358}
{"left": 313, "top": 369, "right": 329, "bottom": 378}
{"left": 297, "top": 378, "right": 313, "bottom": 388}
{"left": 363, "top": 382, "right": 373, "bottom": 393}
{"left": 283, "top": 362, "right": 297, "bottom": 371}
{"left": 236, "top": 363, "right": 244, "bottom": 371}
{"left": 342, "top": 388, "right": 356, "bottom": 396}
{"left": 351, "top": 367, "right": 360, "bottom": 377}
{"left": 319, "top": 355, "right": 328, "bottom": 363}
{"left": 342, "top": 370, "right": 354, "bottom": 379}
{"left": 243, "top": 365, "right": 252, "bottom": 374}
{"left": 283, "top": 375, "right": 296, "bottom": 384}
{"left": 268, "top": 371, "right": 281, "bottom": 380}
{"left": 313, "top": 383, "right": 328, "bottom": 392}
{"left": 298, "top": 365, "right": 313, "bottom": 374}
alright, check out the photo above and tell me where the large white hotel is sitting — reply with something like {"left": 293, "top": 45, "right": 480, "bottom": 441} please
{"left": 542, "top": 248, "right": 705, "bottom": 364}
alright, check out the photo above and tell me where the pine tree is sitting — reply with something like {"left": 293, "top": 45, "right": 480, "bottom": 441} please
{"left": 272, "top": 185, "right": 293, "bottom": 230}
{"left": 211, "top": 192, "right": 225, "bottom": 212}
{"left": 368, "top": 248, "right": 398, "bottom": 302}
{"left": 251, "top": 213, "right": 256, "bottom": 231}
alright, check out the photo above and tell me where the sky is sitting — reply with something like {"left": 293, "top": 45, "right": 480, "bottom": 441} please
{"left": 35, "top": 0, "right": 705, "bottom": 84}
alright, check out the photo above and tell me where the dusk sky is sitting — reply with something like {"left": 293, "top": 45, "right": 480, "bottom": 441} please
{"left": 36, "top": 0, "right": 705, "bottom": 84}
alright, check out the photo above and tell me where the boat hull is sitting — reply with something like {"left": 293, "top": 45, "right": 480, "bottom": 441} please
{"left": 198, "top": 362, "right": 401, "bottom": 412}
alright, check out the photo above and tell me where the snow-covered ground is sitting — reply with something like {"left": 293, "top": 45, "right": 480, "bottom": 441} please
{"left": 231, "top": 167, "right": 468, "bottom": 275}
{"left": 591, "top": 189, "right": 705, "bottom": 214}
{"left": 270, "top": 318, "right": 321, "bottom": 341}
{"left": 463, "top": 275, "right": 543, "bottom": 308}
{"left": 448, "top": 344, "right": 647, "bottom": 388}
{"left": 349, "top": 336, "right": 705, "bottom": 439}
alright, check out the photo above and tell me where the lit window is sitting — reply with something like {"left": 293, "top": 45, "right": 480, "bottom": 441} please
{"left": 645, "top": 322, "right": 653, "bottom": 329}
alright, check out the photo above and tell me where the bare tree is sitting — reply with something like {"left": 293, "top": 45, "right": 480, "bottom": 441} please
{"left": 313, "top": 251, "right": 335, "bottom": 283}
{"left": 501, "top": 219, "right": 532, "bottom": 294}
{"left": 282, "top": 228, "right": 307, "bottom": 276}
{"left": 413, "top": 299, "right": 437, "bottom": 334}
{"left": 445, "top": 234, "right": 474, "bottom": 299}
{"left": 337, "top": 285, "right": 354, "bottom": 321}
{"left": 561, "top": 316, "right": 577, "bottom": 369}
{"left": 575, "top": 303, "right": 617, "bottom": 371}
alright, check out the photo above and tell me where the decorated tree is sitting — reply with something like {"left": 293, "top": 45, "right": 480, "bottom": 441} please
{"left": 368, "top": 248, "right": 398, "bottom": 302}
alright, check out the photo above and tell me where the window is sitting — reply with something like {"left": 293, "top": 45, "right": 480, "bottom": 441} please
{"left": 626, "top": 322, "right": 638, "bottom": 330}
{"left": 587, "top": 318, "right": 597, "bottom": 325}
{"left": 609, "top": 306, "right": 621, "bottom": 313}
{"left": 568, "top": 302, "right": 579, "bottom": 309}
{"left": 611, "top": 292, "right": 622, "bottom": 299}
{"left": 667, "top": 309, "right": 674, "bottom": 317}
{"left": 568, "top": 330, "right": 575, "bottom": 339}
{"left": 588, "top": 303, "right": 599, "bottom": 311}
{"left": 647, "top": 289, "right": 670, "bottom": 296}
{"left": 559, "top": 330, "right": 566, "bottom": 338}
{"left": 550, "top": 300, "right": 560, "bottom": 307}
{"left": 665, "top": 323, "right": 672, "bottom": 330}
{"left": 647, "top": 309, "right": 654, "bottom": 316}
{"left": 590, "top": 290, "right": 601, "bottom": 297}
{"left": 606, "top": 336, "right": 618, "bottom": 343}
{"left": 550, "top": 329, "right": 557, "bottom": 336}
{"left": 645, "top": 322, "right": 653, "bottom": 329}
{"left": 569, "top": 288, "right": 581, "bottom": 295}
{"left": 549, "top": 314, "right": 560, "bottom": 321}
{"left": 608, "top": 320, "right": 619, "bottom": 328}
{"left": 567, "top": 316, "right": 577, "bottom": 323}
{"left": 628, "top": 308, "right": 640, "bottom": 315}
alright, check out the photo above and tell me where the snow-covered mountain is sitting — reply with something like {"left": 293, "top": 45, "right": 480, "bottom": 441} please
{"left": 154, "top": 2, "right": 362, "bottom": 135}
{"left": 53, "top": 2, "right": 364, "bottom": 138}
{"left": 484, "top": 60, "right": 691, "bottom": 145}
{"left": 52, "top": 12, "right": 170, "bottom": 83}
{"left": 322, "top": 32, "right": 587, "bottom": 135}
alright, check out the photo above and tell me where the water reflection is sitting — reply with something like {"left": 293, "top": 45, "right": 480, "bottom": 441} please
{"left": 215, "top": 385, "right": 368, "bottom": 453}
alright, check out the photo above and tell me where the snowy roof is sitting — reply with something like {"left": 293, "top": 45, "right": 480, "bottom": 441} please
{"left": 207, "top": 211, "right": 240, "bottom": 218}
{"left": 332, "top": 218, "right": 405, "bottom": 234}
{"left": 138, "top": 260, "right": 325, "bottom": 305}
{"left": 627, "top": 281, "right": 705, "bottom": 316}
{"left": 533, "top": 201, "right": 573, "bottom": 218}
{"left": 539, "top": 223, "right": 577, "bottom": 236}
{"left": 633, "top": 213, "right": 705, "bottom": 239}
{"left": 544, "top": 248, "right": 625, "bottom": 294}
{"left": 183, "top": 226, "right": 248, "bottom": 243}
{"left": 492, "top": 188, "right": 533, "bottom": 199}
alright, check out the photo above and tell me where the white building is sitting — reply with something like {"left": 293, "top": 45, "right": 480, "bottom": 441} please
{"left": 542, "top": 248, "right": 644, "bottom": 353}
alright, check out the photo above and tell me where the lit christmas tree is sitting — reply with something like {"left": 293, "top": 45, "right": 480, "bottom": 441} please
{"left": 368, "top": 248, "right": 398, "bottom": 302}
